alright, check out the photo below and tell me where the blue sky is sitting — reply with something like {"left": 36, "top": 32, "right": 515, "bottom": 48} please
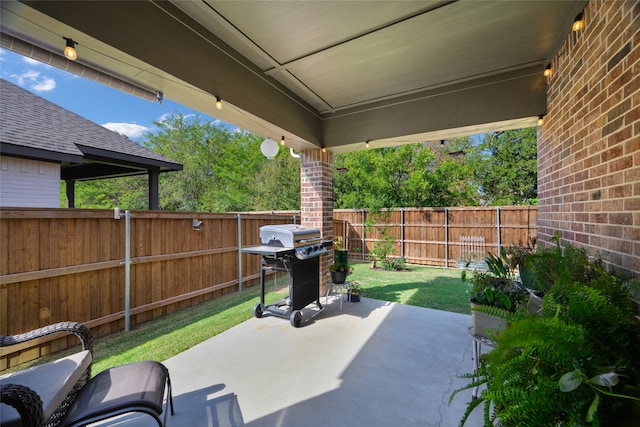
{"left": 0, "top": 48, "right": 222, "bottom": 141}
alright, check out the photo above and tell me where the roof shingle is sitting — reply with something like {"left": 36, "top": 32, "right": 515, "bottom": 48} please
{"left": 0, "top": 78, "right": 181, "bottom": 172}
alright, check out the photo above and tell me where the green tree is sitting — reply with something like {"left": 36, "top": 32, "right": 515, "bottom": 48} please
{"left": 333, "top": 140, "right": 479, "bottom": 209}
{"left": 468, "top": 128, "right": 538, "bottom": 205}
{"left": 71, "top": 114, "right": 301, "bottom": 212}
{"left": 250, "top": 150, "right": 300, "bottom": 210}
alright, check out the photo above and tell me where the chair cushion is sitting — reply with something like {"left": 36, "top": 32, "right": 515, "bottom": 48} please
{"left": 0, "top": 350, "right": 92, "bottom": 424}
{"left": 59, "top": 361, "right": 169, "bottom": 426}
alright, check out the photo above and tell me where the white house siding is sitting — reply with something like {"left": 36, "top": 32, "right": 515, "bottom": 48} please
{"left": 0, "top": 156, "right": 60, "bottom": 207}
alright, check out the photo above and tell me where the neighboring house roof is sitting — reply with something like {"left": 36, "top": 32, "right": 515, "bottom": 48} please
{"left": 0, "top": 78, "right": 182, "bottom": 180}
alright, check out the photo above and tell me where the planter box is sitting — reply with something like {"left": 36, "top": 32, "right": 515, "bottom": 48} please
{"left": 470, "top": 302, "right": 509, "bottom": 339}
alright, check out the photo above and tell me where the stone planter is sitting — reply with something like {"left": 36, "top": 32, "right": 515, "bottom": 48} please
{"left": 470, "top": 301, "right": 509, "bottom": 339}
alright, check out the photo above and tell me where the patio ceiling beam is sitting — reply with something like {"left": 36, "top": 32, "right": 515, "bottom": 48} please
{"left": 19, "top": 0, "right": 323, "bottom": 147}
{"left": 322, "top": 65, "right": 546, "bottom": 149}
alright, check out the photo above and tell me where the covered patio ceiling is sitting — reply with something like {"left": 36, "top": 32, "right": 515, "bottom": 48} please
{"left": 1, "top": 0, "right": 587, "bottom": 153}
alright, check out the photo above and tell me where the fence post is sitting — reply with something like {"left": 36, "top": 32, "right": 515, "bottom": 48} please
{"left": 496, "top": 207, "right": 501, "bottom": 255}
{"left": 124, "top": 209, "right": 131, "bottom": 332}
{"left": 361, "top": 209, "right": 366, "bottom": 261}
{"left": 400, "top": 208, "right": 405, "bottom": 259}
{"left": 444, "top": 208, "right": 449, "bottom": 268}
{"left": 237, "top": 213, "right": 243, "bottom": 292}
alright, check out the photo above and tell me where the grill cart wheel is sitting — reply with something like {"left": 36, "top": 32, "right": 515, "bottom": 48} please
{"left": 253, "top": 303, "right": 263, "bottom": 318}
{"left": 290, "top": 310, "right": 302, "bottom": 328}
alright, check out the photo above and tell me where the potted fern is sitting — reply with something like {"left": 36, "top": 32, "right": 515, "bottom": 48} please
{"left": 463, "top": 249, "right": 528, "bottom": 339}
{"left": 451, "top": 243, "right": 640, "bottom": 426}
{"left": 347, "top": 282, "right": 364, "bottom": 302}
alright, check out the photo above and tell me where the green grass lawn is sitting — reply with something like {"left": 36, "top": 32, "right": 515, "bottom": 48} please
{"left": 92, "top": 280, "right": 289, "bottom": 374}
{"left": 348, "top": 262, "right": 470, "bottom": 314}
{"left": 5, "top": 264, "right": 469, "bottom": 375}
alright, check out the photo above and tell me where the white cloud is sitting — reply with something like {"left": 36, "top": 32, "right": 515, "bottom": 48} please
{"left": 14, "top": 70, "right": 40, "bottom": 85}
{"left": 12, "top": 70, "right": 56, "bottom": 92}
{"left": 31, "top": 77, "right": 56, "bottom": 92}
{"left": 102, "top": 122, "right": 150, "bottom": 139}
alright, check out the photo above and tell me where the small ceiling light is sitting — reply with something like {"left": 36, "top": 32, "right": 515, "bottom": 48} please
{"left": 280, "top": 136, "right": 285, "bottom": 146}
{"left": 261, "top": 138, "right": 279, "bottom": 159}
{"left": 543, "top": 64, "right": 552, "bottom": 78}
{"left": 537, "top": 115, "right": 545, "bottom": 126}
{"left": 572, "top": 13, "right": 584, "bottom": 32}
{"left": 63, "top": 37, "right": 77, "bottom": 61}
{"left": 215, "top": 96, "right": 222, "bottom": 110}
{"left": 365, "top": 140, "right": 370, "bottom": 149}
{"left": 322, "top": 148, "right": 327, "bottom": 153}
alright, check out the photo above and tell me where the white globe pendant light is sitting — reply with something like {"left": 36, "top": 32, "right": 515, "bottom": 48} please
{"left": 261, "top": 138, "right": 279, "bottom": 159}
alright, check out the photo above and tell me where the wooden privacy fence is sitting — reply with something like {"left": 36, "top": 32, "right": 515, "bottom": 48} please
{"left": 0, "top": 208, "right": 304, "bottom": 367}
{"left": 1, "top": 206, "right": 536, "bottom": 366}
{"left": 333, "top": 206, "right": 537, "bottom": 267}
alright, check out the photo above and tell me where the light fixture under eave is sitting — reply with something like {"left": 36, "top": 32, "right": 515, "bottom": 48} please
{"left": 365, "top": 140, "right": 370, "bottom": 149}
{"left": 543, "top": 64, "right": 552, "bottom": 78}
{"left": 537, "top": 115, "right": 545, "bottom": 126}
{"left": 63, "top": 37, "right": 77, "bottom": 61}
{"left": 215, "top": 96, "right": 222, "bottom": 110}
{"left": 280, "top": 136, "right": 285, "bottom": 146}
{"left": 261, "top": 137, "right": 279, "bottom": 159}
{"left": 572, "top": 13, "right": 584, "bottom": 32}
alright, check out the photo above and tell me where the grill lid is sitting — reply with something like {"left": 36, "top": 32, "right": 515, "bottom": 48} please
{"left": 260, "top": 224, "right": 321, "bottom": 248}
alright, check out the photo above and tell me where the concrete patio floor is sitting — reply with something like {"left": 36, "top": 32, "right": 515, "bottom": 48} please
{"left": 109, "top": 296, "right": 484, "bottom": 426}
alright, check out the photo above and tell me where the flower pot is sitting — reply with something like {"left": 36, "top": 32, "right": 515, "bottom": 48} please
{"left": 330, "top": 270, "right": 348, "bottom": 284}
{"left": 334, "top": 249, "right": 349, "bottom": 266}
{"left": 347, "top": 292, "right": 360, "bottom": 302}
{"left": 470, "top": 302, "right": 509, "bottom": 339}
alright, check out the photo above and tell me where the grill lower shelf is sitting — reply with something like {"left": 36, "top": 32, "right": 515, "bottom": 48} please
{"left": 245, "top": 250, "right": 323, "bottom": 327}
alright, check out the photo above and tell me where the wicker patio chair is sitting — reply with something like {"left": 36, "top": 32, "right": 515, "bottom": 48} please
{"left": 0, "top": 322, "right": 93, "bottom": 427}
{"left": 1, "top": 322, "right": 174, "bottom": 427}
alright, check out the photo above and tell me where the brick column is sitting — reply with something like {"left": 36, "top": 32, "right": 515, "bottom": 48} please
{"left": 300, "top": 149, "right": 333, "bottom": 293}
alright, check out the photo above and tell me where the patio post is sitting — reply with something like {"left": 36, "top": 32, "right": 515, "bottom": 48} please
{"left": 300, "top": 149, "right": 333, "bottom": 294}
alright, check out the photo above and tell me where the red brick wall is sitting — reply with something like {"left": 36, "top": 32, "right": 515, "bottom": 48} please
{"left": 538, "top": 0, "right": 640, "bottom": 276}
{"left": 300, "top": 149, "right": 334, "bottom": 290}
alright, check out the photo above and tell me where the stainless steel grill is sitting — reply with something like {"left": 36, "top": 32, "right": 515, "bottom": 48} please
{"left": 241, "top": 224, "right": 331, "bottom": 327}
